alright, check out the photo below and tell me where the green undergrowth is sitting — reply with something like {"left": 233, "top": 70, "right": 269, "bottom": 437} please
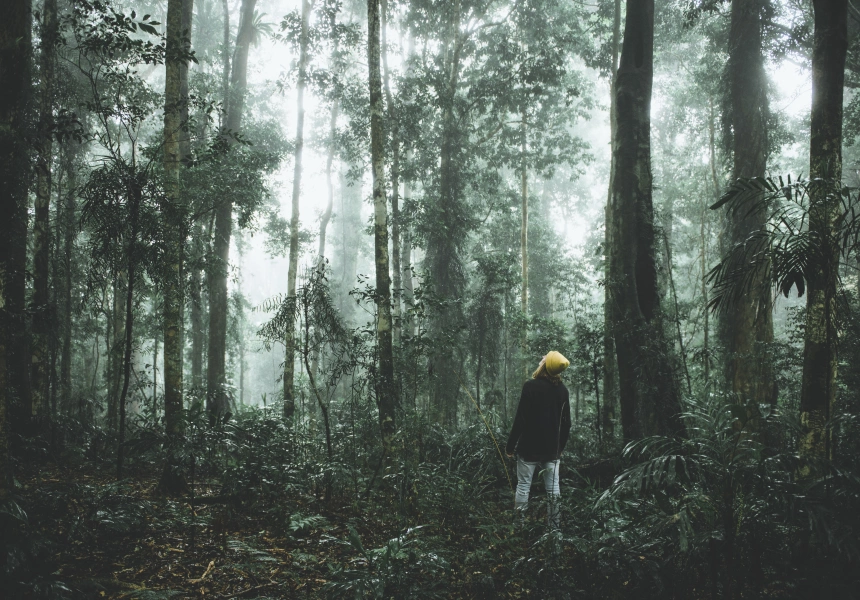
{"left": 5, "top": 395, "right": 860, "bottom": 599}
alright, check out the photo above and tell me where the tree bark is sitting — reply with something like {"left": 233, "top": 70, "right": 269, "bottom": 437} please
{"left": 163, "top": 0, "right": 187, "bottom": 443}
{"left": 521, "top": 113, "right": 529, "bottom": 375}
{"left": 283, "top": 0, "right": 310, "bottom": 423}
{"left": 799, "top": 0, "right": 847, "bottom": 473}
{"left": 602, "top": 0, "right": 621, "bottom": 438}
{"left": 427, "top": 6, "right": 466, "bottom": 428}
{"left": 609, "top": 0, "right": 684, "bottom": 441}
{"left": 209, "top": 0, "right": 257, "bottom": 418}
{"left": 32, "top": 0, "right": 58, "bottom": 421}
{"left": 720, "top": 0, "right": 776, "bottom": 405}
{"left": 381, "top": 0, "right": 402, "bottom": 349}
{"left": 0, "top": 0, "right": 31, "bottom": 499}
{"left": 369, "top": 0, "right": 396, "bottom": 453}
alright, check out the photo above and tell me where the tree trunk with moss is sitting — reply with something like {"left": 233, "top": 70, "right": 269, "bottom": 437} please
{"left": 163, "top": 0, "right": 186, "bottom": 441}
{"left": 720, "top": 0, "right": 776, "bottom": 406}
{"left": 283, "top": 0, "right": 310, "bottom": 423}
{"left": 159, "top": 0, "right": 192, "bottom": 494}
{"left": 368, "top": 0, "right": 396, "bottom": 454}
{"left": 609, "top": 0, "right": 684, "bottom": 441}
{"left": 799, "top": 0, "right": 847, "bottom": 473}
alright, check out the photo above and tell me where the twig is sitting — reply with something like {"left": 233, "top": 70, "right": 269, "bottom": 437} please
{"left": 188, "top": 560, "right": 215, "bottom": 584}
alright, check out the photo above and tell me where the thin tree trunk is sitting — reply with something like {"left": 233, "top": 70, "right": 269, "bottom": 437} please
{"left": 704, "top": 100, "right": 719, "bottom": 383}
{"left": 401, "top": 157, "right": 415, "bottom": 341}
{"left": 153, "top": 334, "right": 158, "bottom": 409}
{"left": 310, "top": 90, "right": 339, "bottom": 381}
{"left": 720, "top": 0, "right": 775, "bottom": 406}
{"left": 799, "top": 0, "right": 847, "bottom": 473}
{"left": 190, "top": 226, "right": 205, "bottom": 388}
{"left": 60, "top": 154, "right": 76, "bottom": 408}
{"left": 209, "top": 0, "right": 257, "bottom": 418}
{"left": 521, "top": 113, "right": 529, "bottom": 374}
{"left": 609, "top": 0, "right": 684, "bottom": 441}
{"left": 117, "top": 185, "right": 142, "bottom": 479}
{"left": 220, "top": 0, "right": 230, "bottom": 128}
{"left": 109, "top": 277, "right": 125, "bottom": 431}
{"left": 368, "top": 0, "right": 396, "bottom": 453}
{"left": 32, "top": 0, "right": 58, "bottom": 421}
{"left": 283, "top": 0, "right": 310, "bottom": 423}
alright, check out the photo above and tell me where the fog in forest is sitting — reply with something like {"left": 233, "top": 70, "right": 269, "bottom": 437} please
{"left": 1, "top": 0, "right": 858, "bottom": 596}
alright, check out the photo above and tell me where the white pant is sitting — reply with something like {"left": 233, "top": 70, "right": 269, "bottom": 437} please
{"left": 515, "top": 458, "right": 560, "bottom": 528}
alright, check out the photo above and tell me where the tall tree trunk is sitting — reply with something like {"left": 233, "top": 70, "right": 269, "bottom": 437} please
{"left": 159, "top": 0, "right": 192, "bottom": 494}
{"left": 427, "top": 7, "right": 465, "bottom": 428}
{"left": 0, "top": 0, "right": 31, "bottom": 498}
{"left": 720, "top": 0, "right": 775, "bottom": 405}
{"left": 799, "top": 0, "right": 847, "bottom": 473}
{"left": 521, "top": 113, "right": 529, "bottom": 375}
{"left": 381, "top": 0, "right": 402, "bottom": 349}
{"left": 609, "top": 0, "right": 684, "bottom": 441}
{"left": 369, "top": 0, "right": 396, "bottom": 453}
{"left": 32, "top": 0, "right": 58, "bottom": 421}
{"left": 283, "top": 0, "right": 310, "bottom": 423}
{"left": 602, "top": 0, "right": 621, "bottom": 438}
{"left": 209, "top": 0, "right": 257, "bottom": 418}
{"left": 163, "top": 0, "right": 187, "bottom": 442}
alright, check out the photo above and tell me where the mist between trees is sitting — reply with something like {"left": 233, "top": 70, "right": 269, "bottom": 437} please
{"left": 0, "top": 0, "right": 858, "bottom": 597}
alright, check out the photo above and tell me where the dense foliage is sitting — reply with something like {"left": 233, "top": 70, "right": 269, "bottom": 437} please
{"left": 0, "top": 0, "right": 858, "bottom": 598}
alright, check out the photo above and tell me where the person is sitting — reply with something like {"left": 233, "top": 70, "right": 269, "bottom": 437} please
{"left": 505, "top": 351, "right": 571, "bottom": 529}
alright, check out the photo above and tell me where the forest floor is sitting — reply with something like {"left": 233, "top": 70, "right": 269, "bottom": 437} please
{"left": 17, "top": 459, "right": 589, "bottom": 599}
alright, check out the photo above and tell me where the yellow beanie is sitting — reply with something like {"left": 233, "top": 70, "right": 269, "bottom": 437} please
{"left": 544, "top": 351, "right": 570, "bottom": 376}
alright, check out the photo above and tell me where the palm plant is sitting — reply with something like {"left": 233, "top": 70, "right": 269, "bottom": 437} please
{"left": 707, "top": 175, "right": 857, "bottom": 311}
{"left": 708, "top": 174, "right": 856, "bottom": 471}
{"left": 599, "top": 396, "right": 786, "bottom": 598}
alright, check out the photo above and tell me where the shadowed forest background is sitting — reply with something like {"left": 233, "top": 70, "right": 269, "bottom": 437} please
{"left": 0, "top": 0, "right": 858, "bottom": 597}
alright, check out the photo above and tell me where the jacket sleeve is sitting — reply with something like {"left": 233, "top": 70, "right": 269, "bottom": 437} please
{"left": 557, "top": 390, "right": 572, "bottom": 457}
{"left": 506, "top": 383, "right": 529, "bottom": 455}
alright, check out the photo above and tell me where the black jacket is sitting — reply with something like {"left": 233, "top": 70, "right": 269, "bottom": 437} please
{"left": 506, "top": 378, "right": 571, "bottom": 462}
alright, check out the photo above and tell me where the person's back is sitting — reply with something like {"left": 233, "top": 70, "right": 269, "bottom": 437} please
{"left": 507, "top": 378, "right": 570, "bottom": 462}
{"left": 505, "top": 351, "right": 572, "bottom": 529}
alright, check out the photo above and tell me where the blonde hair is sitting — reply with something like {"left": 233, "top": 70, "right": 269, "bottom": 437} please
{"left": 532, "top": 362, "right": 562, "bottom": 385}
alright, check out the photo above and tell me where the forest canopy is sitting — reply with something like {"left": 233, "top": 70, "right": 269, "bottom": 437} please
{"left": 0, "top": 0, "right": 857, "bottom": 597}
